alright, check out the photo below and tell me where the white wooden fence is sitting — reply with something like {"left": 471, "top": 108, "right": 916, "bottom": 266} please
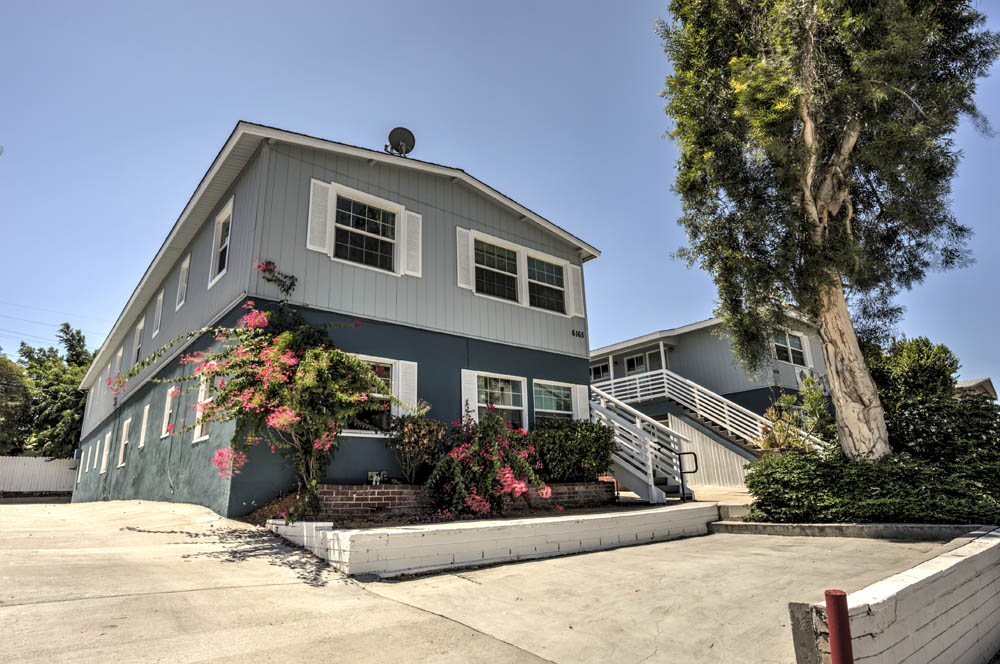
{"left": 0, "top": 456, "right": 77, "bottom": 493}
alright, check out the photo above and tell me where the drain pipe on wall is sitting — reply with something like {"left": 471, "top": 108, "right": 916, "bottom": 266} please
{"left": 825, "top": 589, "right": 854, "bottom": 663}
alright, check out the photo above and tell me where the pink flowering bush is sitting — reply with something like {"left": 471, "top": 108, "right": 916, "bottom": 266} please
{"left": 113, "top": 260, "right": 413, "bottom": 522}
{"left": 425, "top": 409, "right": 550, "bottom": 516}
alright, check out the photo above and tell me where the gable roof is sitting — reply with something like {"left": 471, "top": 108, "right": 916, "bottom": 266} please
{"left": 80, "top": 121, "right": 601, "bottom": 389}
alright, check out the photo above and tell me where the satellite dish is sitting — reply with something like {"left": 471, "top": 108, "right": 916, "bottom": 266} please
{"left": 385, "top": 127, "right": 415, "bottom": 157}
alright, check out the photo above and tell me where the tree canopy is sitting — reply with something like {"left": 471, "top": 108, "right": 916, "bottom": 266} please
{"left": 659, "top": 0, "right": 998, "bottom": 457}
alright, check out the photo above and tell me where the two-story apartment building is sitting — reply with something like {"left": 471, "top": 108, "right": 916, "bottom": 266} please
{"left": 73, "top": 122, "right": 600, "bottom": 517}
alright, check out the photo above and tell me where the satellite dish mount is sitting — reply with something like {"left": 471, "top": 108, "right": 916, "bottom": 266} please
{"left": 385, "top": 127, "right": 415, "bottom": 157}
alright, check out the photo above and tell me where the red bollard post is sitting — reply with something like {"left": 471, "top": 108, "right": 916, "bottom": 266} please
{"left": 825, "top": 589, "right": 854, "bottom": 664}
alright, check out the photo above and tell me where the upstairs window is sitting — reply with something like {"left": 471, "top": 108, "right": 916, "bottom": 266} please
{"left": 474, "top": 240, "right": 519, "bottom": 302}
{"left": 152, "top": 289, "right": 164, "bottom": 337}
{"left": 333, "top": 196, "right": 396, "bottom": 272}
{"left": 774, "top": 331, "right": 807, "bottom": 367}
{"left": 624, "top": 354, "right": 646, "bottom": 376}
{"left": 533, "top": 381, "right": 573, "bottom": 426}
{"left": 117, "top": 417, "right": 132, "bottom": 468}
{"left": 209, "top": 198, "right": 233, "bottom": 287}
{"left": 527, "top": 257, "right": 565, "bottom": 314}
{"left": 132, "top": 318, "right": 144, "bottom": 365}
{"left": 113, "top": 346, "right": 123, "bottom": 378}
{"left": 176, "top": 253, "right": 190, "bottom": 310}
{"left": 590, "top": 363, "right": 609, "bottom": 382}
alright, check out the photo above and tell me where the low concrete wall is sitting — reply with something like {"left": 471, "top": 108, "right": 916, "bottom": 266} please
{"left": 0, "top": 456, "right": 76, "bottom": 494}
{"left": 711, "top": 521, "right": 988, "bottom": 540}
{"left": 269, "top": 502, "right": 720, "bottom": 578}
{"left": 790, "top": 526, "right": 1000, "bottom": 664}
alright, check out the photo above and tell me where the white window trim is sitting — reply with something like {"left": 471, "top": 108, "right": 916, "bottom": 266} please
{"left": 472, "top": 370, "right": 529, "bottom": 430}
{"left": 327, "top": 182, "right": 406, "bottom": 277}
{"left": 132, "top": 317, "right": 145, "bottom": 365}
{"left": 100, "top": 432, "right": 111, "bottom": 474}
{"left": 532, "top": 379, "right": 575, "bottom": 422}
{"left": 590, "top": 361, "right": 610, "bottom": 382}
{"left": 624, "top": 353, "right": 647, "bottom": 376}
{"left": 341, "top": 353, "right": 398, "bottom": 437}
{"left": 138, "top": 403, "right": 149, "bottom": 448}
{"left": 773, "top": 330, "right": 812, "bottom": 369}
{"left": 645, "top": 349, "right": 664, "bottom": 372}
{"left": 193, "top": 376, "right": 212, "bottom": 443}
{"left": 467, "top": 229, "right": 573, "bottom": 319}
{"left": 152, "top": 289, "right": 164, "bottom": 339}
{"left": 176, "top": 253, "right": 191, "bottom": 311}
{"left": 208, "top": 197, "right": 234, "bottom": 290}
{"left": 117, "top": 418, "right": 131, "bottom": 468}
{"left": 161, "top": 390, "right": 175, "bottom": 439}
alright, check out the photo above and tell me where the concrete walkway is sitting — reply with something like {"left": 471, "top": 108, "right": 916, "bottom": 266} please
{"left": 1, "top": 500, "right": 957, "bottom": 663}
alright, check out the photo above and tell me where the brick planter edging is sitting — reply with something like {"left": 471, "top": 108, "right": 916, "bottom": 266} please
{"left": 316, "top": 480, "right": 616, "bottom": 520}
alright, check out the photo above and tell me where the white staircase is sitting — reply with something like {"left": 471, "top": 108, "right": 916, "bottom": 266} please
{"left": 590, "top": 386, "right": 696, "bottom": 504}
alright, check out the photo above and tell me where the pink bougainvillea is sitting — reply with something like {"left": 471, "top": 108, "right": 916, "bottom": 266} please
{"left": 266, "top": 406, "right": 301, "bottom": 430}
{"left": 212, "top": 447, "right": 248, "bottom": 480}
{"left": 239, "top": 309, "right": 269, "bottom": 329}
{"left": 167, "top": 386, "right": 181, "bottom": 398}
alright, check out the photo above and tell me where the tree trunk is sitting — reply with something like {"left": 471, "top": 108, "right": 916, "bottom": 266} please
{"left": 815, "top": 275, "right": 892, "bottom": 458}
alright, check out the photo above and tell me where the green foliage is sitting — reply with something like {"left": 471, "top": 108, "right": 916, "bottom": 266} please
{"left": 746, "top": 394, "right": 1000, "bottom": 524}
{"left": 758, "top": 377, "right": 836, "bottom": 448}
{"left": 658, "top": 2, "right": 999, "bottom": 366}
{"left": 530, "top": 419, "right": 615, "bottom": 482}
{"left": 0, "top": 354, "right": 31, "bottom": 455}
{"left": 863, "top": 336, "right": 960, "bottom": 410}
{"left": 386, "top": 413, "right": 448, "bottom": 484}
{"left": 15, "top": 324, "right": 93, "bottom": 459}
{"left": 424, "top": 410, "right": 548, "bottom": 517}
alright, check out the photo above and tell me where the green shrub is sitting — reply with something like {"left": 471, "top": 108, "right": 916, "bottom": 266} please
{"left": 745, "top": 444, "right": 1000, "bottom": 524}
{"left": 529, "top": 419, "right": 615, "bottom": 482}
{"left": 386, "top": 414, "right": 448, "bottom": 484}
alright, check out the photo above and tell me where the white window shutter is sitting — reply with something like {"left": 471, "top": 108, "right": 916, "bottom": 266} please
{"left": 456, "top": 228, "right": 473, "bottom": 290}
{"left": 572, "top": 384, "right": 590, "bottom": 420}
{"left": 567, "top": 264, "right": 585, "bottom": 318}
{"left": 402, "top": 211, "right": 422, "bottom": 277}
{"left": 460, "top": 369, "right": 479, "bottom": 422}
{"left": 391, "top": 361, "right": 419, "bottom": 416}
{"left": 139, "top": 403, "right": 149, "bottom": 448}
{"left": 306, "top": 179, "right": 331, "bottom": 253}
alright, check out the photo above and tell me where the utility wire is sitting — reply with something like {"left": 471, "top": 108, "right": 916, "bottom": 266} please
{"left": 0, "top": 298, "right": 112, "bottom": 324}
{"left": 0, "top": 313, "right": 103, "bottom": 337}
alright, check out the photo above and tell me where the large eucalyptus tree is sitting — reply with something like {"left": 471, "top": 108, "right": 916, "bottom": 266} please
{"left": 659, "top": 1, "right": 998, "bottom": 457}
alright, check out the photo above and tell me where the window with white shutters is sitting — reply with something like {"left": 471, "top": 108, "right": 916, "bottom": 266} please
{"left": 341, "top": 355, "right": 418, "bottom": 434}
{"left": 209, "top": 198, "right": 233, "bottom": 286}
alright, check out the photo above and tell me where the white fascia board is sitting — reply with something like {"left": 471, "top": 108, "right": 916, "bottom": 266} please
{"left": 589, "top": 318, "right": 724, "bottom": 359}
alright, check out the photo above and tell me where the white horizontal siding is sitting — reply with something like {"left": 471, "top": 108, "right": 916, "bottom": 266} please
{"left": 0, "top": 456, "right": 76, "bottom": 492}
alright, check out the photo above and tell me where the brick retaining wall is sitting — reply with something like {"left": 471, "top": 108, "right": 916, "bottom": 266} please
{"left": 317, "top": 480, "right": 616, "bottom": 519}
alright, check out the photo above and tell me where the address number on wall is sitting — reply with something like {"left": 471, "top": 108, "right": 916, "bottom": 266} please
{"left": 571, "top": 330, "right": 585, "bottom": 339}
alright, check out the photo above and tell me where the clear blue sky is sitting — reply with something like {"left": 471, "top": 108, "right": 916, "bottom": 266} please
{"left": 2, "top": 1, "right": 998, "bottom": 382}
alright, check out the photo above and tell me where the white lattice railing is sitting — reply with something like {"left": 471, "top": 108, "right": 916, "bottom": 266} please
{"left": 590, "top": 386, "right": 693, "bottom": 503}
{"left": 592, "top": 368, "right": 769, "bottom": 444}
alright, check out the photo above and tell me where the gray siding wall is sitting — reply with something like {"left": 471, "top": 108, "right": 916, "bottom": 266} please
{"left": 593, "top": 322, "right": 827, "bottom": 398}
{"left": 81, "top": 150, "right": 265, "bottom": 439}
{"left": 248, "top": 142, "right": 590, "bottom": 359}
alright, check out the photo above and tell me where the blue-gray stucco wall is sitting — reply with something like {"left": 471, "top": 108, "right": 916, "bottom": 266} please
{"left": 75, "top": 299, "right": 589, "bottom": 517}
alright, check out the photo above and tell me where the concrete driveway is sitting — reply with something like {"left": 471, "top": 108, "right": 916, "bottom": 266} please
{"left": 1, "top": 501, "right": 956, "bottom": 663}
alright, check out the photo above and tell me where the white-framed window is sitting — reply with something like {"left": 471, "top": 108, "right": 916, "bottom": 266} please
{"left": 461, "top": 370, "right": 527, "bottom": 430}
{"left": 113, "top": 346, "right": 123, "bottom": 378}
{"left": 117, "top": 417, "right": 132, "bottom": 468}
{"left": 527, "top": 256, "right": 566, "bottom": 314}
{"left": 152, "top": 289, "right": 164, "bottom": 337}
{"left": 92, "top": 438, "right": 100, "bottom": 471}
{"left": 209, "top": 197, "right": 233, "bottom": 288}
{"left": 193, "top": 377, "right": 211, "bottom": 442}
{"left": 100, "top": 431, "right": 111, "bottom": 474}
{"left": 342, "top": 355, "right": 419, "bottom": 435}
{"left": 533, "top": 380, "right": 574, "bottom": 426}
{"left": 590, "top": 362, "right": 610, "bottom": 382}
{"left": 132, "top": 317, "right": 145, "bottom": 365}
{"left": 176, "top": 253, "right": 191, "bottom": 310}
{"left": 474, "top": 239, "right": 520, "bottom": 303}
{"left": 105, "top": 361, "right": 111, "bottom": 383}
{"left": 456, "top": 227, "right": 586, "bottom": 317}
{"left": 83, "top": 445, "right": 90, "bottom": 473}
{"left": 305, "top": 179, "right": 422, "bottom": 278}
{"left": 161, "top": 389, "right": 175, "bottom": 438}
{"left": 138, "top": 403, "right": 150, "bottom": 448}
{"left": 624, "top": 354, "right": 646, "bottom": 376}
{"left": 76, "top": 450, "right": 83, "bottom": 483}
{"left": 774, "top": 331, "right": 808, "bottom": 367}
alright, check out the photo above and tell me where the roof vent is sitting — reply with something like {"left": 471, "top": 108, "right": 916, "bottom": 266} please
{"left": 385, "top": 127, "right": 415, "bottom": 157}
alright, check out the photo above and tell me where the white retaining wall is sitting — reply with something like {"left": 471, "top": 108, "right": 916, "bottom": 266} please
{"left": 0, "top": 456, "right": 77, "bottom": 493}
{"left": 269, "top": 503, "right": 720, "bottom": 578}
{"left": 801, "top": 526, "right": 1000, "bottom": 664}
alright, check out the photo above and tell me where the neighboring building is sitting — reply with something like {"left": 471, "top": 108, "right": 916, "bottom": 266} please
{"left": 956, "top": 377, "right": 997, "bottom": 401}
{"left": 73, "top": 122, "right": 600, "bottom": 516}
{"left": 588, "top": 316, "right": 828, "bottom": 489}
